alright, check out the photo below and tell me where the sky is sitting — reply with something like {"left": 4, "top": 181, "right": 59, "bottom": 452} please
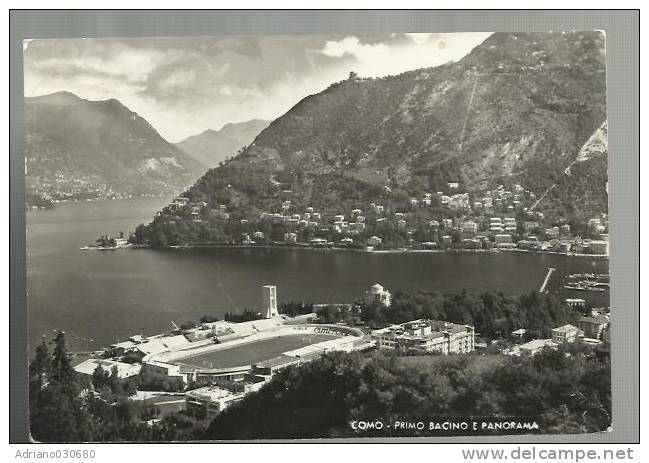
{"left": 24, "top": 32, "right": 491, "bottom": 143}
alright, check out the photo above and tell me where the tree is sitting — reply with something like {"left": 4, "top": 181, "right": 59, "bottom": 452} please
{"left": 121, "top": 351, "right": 144, "bottom": 364}
{"left": 358, "top": 289, "right": 577, "bottom": 339}
{"left": 108, "top": 365, "right": 121, "bottom": 394}
{"left": 92, "top": 364, "right": 108, "bottom": 390}
{"left": 29, "top": 340, "right": 51, "bottom": 390}
{"left": 205, "top": 346, "right": 611, "bottom": 440}
{"left": 450, "top": 228, "right": 462, "bottom": 244}
{"left": 317, "top": 305, "right": 341, "bottom": 324}
{"left": 180, "top": 321, "right": 196, "bottom": 331}
{"left": 51, "top": 331, "right": 74, "bottom": 386}
{"left": 30, "top": 384, "right": 93, "bottom": 442}
{"left": 140, "top": 404, "right": 161, "bottom": 421}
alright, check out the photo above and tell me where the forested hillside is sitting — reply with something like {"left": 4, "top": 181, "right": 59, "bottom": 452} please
{"left": 206, "top": 345, "right": 611, "bottom": 439}
{"left": 135, "top": 31, "right": 607, "bottom": 245}
{"left": 25, "top": 92, "right": 205, "bottom": 199}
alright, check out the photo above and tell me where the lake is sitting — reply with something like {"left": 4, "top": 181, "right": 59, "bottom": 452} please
{"left": 26, "top": 198, "right": 610, "bottom": 353}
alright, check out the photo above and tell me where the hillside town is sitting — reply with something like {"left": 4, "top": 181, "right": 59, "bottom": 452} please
{"left": 147, "top": 181, "right": 609, "bottom": 256}
{"left": 26, "top": 171, "right": 188, "bottom": 205}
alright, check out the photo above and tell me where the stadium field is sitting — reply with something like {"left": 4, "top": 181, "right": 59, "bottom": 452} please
{"left": 175, "top": 333, "right": 338, "bottom": 369}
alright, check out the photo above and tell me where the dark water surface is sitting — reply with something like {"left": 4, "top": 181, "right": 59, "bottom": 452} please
{"left": 27, "top": 198, "right": 609, "bottom": 353}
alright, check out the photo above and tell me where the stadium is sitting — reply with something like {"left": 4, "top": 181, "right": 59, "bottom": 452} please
{"left": 141, "top": 319, "right": 372, "bottom": 384}
{"left": 84, "top": 286, "right": 374, "bottom": 385}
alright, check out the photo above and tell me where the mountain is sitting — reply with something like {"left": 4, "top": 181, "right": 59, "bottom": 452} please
{"left": 540, "top": 120, "right": 608, "bottom": 224}
{"left": 176, "top": 120, "right": 270, "bottom": 167}
{"left": 136, "top": 31, "right": 608, "bottom": 245}
{"left": 575, "top": 121, "right": 607, "bottom": 164}
{"left": 25, "top": 92, "right": 206, "bottom": 200}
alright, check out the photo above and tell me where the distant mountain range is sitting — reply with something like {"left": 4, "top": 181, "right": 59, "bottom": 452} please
{"left": 175, "top": 120, "right": 270, "bottom": 167}
{"left": 170, "top": 31, "right": 607, "bottom": 224}
{"left": 25, "top": 91, "right": 206, "bottom": 200}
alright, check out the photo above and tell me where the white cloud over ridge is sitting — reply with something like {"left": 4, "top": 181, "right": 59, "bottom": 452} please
{"left": 24, "top": 33, "right": 491, "bottom": 142}
{"left": 320, "top": 32, "right": 491, "bottom": 79}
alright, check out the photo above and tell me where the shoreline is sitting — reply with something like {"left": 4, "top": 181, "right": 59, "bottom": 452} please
{"left": 48, "top": 194, "right": 172, "bottom": 204}
{"left": 111, "top": 243, "right": 609, "bottom": 260}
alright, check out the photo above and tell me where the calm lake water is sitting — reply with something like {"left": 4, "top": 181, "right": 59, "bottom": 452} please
{"left": 27, "top": 198, "right": 610, "bottom": 353}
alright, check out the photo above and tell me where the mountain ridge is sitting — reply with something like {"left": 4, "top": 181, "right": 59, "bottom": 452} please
{"left": 175, "top": 119, "right": 270, "bottom": 167}
{"left": 133, "top": 31, "right": 608, "bottom": 246}
{"left": 25, "top": 91, "right": 206, "bottom": 200}
{"left": 182, "top": 31, "right": 606, "bottom": 212}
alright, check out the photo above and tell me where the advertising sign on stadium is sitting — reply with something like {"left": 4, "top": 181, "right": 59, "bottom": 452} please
{"left": 313, "top": 326, "right": 356, "bottom": 337}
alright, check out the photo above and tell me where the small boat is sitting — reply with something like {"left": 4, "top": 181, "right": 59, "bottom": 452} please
{"left": 563, "top": 285, "right": 606, "bottom": 292}
{"left": 568, "top": 273, "right": 596, "bottom": 279}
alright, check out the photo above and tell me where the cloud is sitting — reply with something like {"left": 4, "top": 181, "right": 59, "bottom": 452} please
{"left": 24, "top": 33, "right": 492, "bottom": 142}
{"left": 157, "top": 68, "right": 197, "bottom": 91}
{"left": 31, "top": 50, "right": 161, "bottom": 83}
{"left": 318, "top": 32, "right": 491, "bottom": 78}
{"left": 321, "top": 36, "right": 391, "bottom": 59}
{"left": 404, "top": 33, "right": 435, "bottom": 44}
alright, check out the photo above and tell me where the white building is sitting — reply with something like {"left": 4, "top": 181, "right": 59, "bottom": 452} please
{"left": 372, "top": 320, "right": 474, "bottom": 354}
{"left": 262, "top": 285, "right": 279, "bottom": 318}
{"left": 185, "top": 386, "right": 244, "bottom": 415}
{"left": 516, "top": 339, "right": 556, "bottom": 356}
{"left": 494, "top": 234, "right": 512, "bottom": 244}
{"left": 551, "top": 324, "right": 582, "bottom": 344}
{"left": 565, "top": 298, "right": 586, "bottom": 309}
{"left": 366, "top": 236, "right": 382, "bottom": 247}
{"left": 462, "top": 221, "right": 478, "bottom": 233}
{"left": 589, "top": 240, "right": 609, "bottom": 255}
{"left": 365, "top": 283, "right": 392, "bottom": 307}
{"left": 577, "top": 315, "right": 610, "bottom": 340}
{"left": 490, "top": 217, "right": 503, "bottom": 233}
{"left": 546, "top": 227, "right": 560, "bottom": 239}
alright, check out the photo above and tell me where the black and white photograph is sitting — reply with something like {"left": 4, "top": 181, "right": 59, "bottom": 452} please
{"left": 23, "top": 28, "right": 613, "bottom": 442}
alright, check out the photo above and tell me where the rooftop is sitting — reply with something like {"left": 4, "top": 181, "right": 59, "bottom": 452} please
{"left": 552, "top": 324, "right": 581, "bottom": 333}
{"left": 372, "top": 319, "right": 472, "bottom": 339}
{"left": 111, "top": 340, "right": 137, "bottom": 350}
{"left": 519, "top": 339, "right": 555, "bottom": 351}
{"left": 579, "top": 315, "right": 610, "bottom": 324}
{"left": 186, "top": 386, "right": 240, "bottom": 402}
{"left": 73, "top": 358, "right": 142, "bottom": 379}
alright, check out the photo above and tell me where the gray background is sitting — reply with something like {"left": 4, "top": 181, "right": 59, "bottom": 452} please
{"left": 9, "top": 10, "right": 639, "bottom": 443}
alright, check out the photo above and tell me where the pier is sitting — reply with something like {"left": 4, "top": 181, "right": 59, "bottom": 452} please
{"left": 539, "top": 267, "right": 556, "bottom": 293}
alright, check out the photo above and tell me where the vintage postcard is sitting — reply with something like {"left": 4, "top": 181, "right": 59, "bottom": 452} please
{"left": 25, "top": 31, "right": 610, "bottom": 441}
